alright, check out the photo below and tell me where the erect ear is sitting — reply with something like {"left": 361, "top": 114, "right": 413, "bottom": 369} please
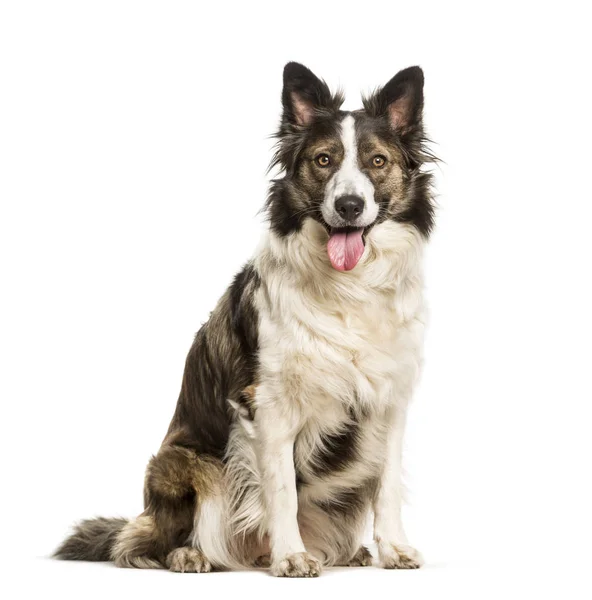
{"left": 282, "top": 62, "right": 335, "bottom": 127}
{"left": 371, "top": 66, "right": 424, "bottom": 133}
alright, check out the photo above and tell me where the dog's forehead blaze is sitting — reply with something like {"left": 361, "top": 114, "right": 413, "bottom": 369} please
{"left": 300, "top": 114, "right": 379, "bottom": 159}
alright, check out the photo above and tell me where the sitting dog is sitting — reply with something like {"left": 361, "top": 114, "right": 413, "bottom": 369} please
{"left": 56, "top": 61, "right": 435, "bottom": 577}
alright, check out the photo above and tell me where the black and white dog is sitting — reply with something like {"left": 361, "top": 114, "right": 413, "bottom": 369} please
{"left": 56, "top": 62, "right": 435, "bottom": 577}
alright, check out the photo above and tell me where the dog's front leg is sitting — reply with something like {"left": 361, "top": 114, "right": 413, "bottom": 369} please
{"left": 373, "top": 406, "right": 424, "bottom": 569}
{"left": 256, "top": 404, "right": 321, "bottom": 577}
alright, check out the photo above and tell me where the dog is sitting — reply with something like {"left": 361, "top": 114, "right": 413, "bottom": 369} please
{"left": 55, "top": 62, "right": 435, "bottom": 577}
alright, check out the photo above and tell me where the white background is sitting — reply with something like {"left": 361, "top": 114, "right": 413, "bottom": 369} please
{"left": 1, "top": 1, "right": 591, "bottom": 598}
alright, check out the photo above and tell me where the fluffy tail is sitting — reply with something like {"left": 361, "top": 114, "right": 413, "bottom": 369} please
{"left": 54, "top": 517, "right": 128, "bottom": 561}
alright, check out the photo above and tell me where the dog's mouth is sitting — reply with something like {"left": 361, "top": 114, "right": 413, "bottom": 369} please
{"left": 327, "top": 226, "right": 366, "bottom": 272}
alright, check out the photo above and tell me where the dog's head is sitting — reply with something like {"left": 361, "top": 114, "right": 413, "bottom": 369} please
{"left": 267, "top": 62, "right": 434, "bottom": 271}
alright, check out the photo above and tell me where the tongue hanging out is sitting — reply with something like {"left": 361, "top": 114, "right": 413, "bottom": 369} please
{"left": 327, "top": 228, "right": 365, "bottom": 271}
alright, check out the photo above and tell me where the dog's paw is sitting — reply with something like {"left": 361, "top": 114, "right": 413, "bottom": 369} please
{"left": 378, "top": 543, "right": 423, "bottom": 569}
{"left": 271, "top": 552, "right": 321, "bottom": 577}
{"left": 346, "top": 545, "right": 374, "bottom": 567}
{"left": 166, "top": 547, "right": 212, "bottom": 573}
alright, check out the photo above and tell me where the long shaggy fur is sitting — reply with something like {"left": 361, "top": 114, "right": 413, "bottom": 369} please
{"left": 55, "top": 517, "right": 127, "bottom": 561}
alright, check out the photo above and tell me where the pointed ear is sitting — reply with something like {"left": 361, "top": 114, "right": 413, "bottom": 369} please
{"left": 282, "top": 62, "right": 336, "bottom": 126}
{"left": 367, "top": 66, "right": 424, "bottom": 133}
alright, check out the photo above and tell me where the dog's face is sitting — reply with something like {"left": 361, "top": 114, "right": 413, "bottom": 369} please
{"left": 268, "top": 62, "right": 433, "bottom": 271}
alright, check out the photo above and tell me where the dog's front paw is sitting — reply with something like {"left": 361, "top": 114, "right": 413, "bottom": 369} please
{"left": 378, "top": 542, "right": 423, "bottom": 569}
{"left": 271, "top": 552, "right": 321, "bottom": 577}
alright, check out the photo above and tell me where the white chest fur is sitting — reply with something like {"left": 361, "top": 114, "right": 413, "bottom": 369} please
{"left": 254, "top": 219, "right": 426, "bottom": 439}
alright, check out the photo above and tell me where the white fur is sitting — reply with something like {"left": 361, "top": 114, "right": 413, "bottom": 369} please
{"left": 191, "top": 492, "right": 242, "bottom": 569}
{"left": 256, "top": 398, "right": 308, "bottom": 563}
{"left": 322, "top": 115, "right": 378, "bottom": 228}
{"left": 225, "top": 421, "right": 266, "bottom": 537}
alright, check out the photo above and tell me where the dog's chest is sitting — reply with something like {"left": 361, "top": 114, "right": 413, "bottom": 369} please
{"left": 257, "top": 281, "right": 417, "bottom": 415}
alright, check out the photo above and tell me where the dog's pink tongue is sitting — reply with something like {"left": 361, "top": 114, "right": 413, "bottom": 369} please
{"left": 327, "top": 229, "right": 364, "bottom": 271}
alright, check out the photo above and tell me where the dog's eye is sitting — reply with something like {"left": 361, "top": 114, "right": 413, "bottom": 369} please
{"left": 315, "top": 154, "right": 331, "bottom": 167}
{"left": 372, "top": 155, "right": 386, "bottom": 168}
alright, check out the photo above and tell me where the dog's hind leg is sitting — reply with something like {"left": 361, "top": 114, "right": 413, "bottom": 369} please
{"left": 111, "top": 440, "right": 231, "bottom": 571}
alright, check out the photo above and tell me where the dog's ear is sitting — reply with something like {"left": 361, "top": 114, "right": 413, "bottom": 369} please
{"left": 282, "top": 62, "right": 336, "bottom": 126}
{"left": 366, "top": 66, "right": 424, "bottom": 134}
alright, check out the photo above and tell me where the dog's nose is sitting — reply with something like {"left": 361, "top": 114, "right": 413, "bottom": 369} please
{"left": 335, "top": 195, "right": 364, "bottom": 222}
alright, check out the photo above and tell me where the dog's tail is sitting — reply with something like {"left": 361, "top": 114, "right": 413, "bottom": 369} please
{"left": 54, "top": 517, "right": 128, "bottom": 562}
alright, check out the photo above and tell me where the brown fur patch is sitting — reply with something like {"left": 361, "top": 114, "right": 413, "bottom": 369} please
{"left": 145, "top": 442, "right": 220, "bottom": 500}
{"left": 112, "top": 440, "right": 224, "bottom": 568}
{"left": 296, "top": 130, "right": 344, "bottom": 199}
{"left": 236, "top": 384, "right": 257, "bottom": 420}
{"left": 357, "top": 133, "right": 407, "bottom": 213}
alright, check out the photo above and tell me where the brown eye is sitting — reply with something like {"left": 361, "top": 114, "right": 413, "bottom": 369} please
{"left": 372, "top": 155, "right": 386, "bottom": 168}
{"left": 315, "top": 153, "right": 331, "bottom": 167}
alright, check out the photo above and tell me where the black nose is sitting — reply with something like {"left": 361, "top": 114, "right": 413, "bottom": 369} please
{"left": 335, "top": 195, "right": 364, "bottom": 222}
